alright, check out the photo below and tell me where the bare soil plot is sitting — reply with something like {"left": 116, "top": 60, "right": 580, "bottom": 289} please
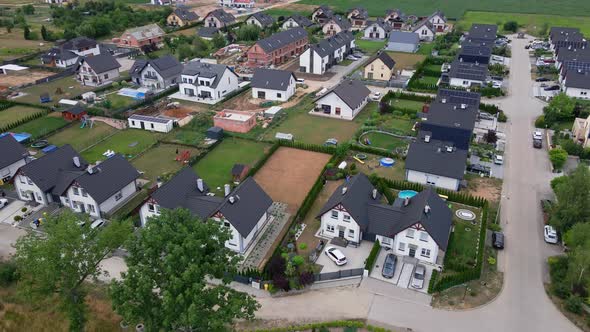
{"left": 465, "top": 176, "right": 503, "bottom": 203}
{"left": 254, "top": 147, "right": 331, "bottom": 214}
{"left": 386, "top": 52, "right": 426, "bottom": 70}
{"left": 0, "top": 69, "right": 54, "bottom": 88}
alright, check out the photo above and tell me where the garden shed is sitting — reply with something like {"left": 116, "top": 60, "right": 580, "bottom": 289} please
{"left": 206, "top": 126, "right": 224, "bottom": 140}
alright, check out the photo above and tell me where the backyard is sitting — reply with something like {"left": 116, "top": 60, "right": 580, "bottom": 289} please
{"left": 193, "top": 138, "right": 270, "bottom": 192}
{"left": 445, "top": 203, "right": 483, "bottom": 270}
{"left": 47, "top": 121, "right": 118, "bottom": 152}
{"left": 16, "top": 76, "right": 94, "bottom": 105}
{"left": 101, "top": 92, "right": 138, "bottom": 110}
{"left": 0, "top": 105, "right": 45, "bottom": 125}
{"left": 80, "top": 129, "right": 163, "bottom": 163}
{"left": 362, "top": 132, "right": 410, "bottom": 151}
{"left": 132, "top": 144, "right": 202, "bottom": 183}
{"left": 11, "top": 113, "right": 69, "bottom": 139}
{"left": 350, "top": 152, "right": 406, "bottom": 182}
{"left": 386, "top": 52, "right": 426, "bottom": 71}
{"left": 355, "top": 38, "right": 386, "bottom": 55}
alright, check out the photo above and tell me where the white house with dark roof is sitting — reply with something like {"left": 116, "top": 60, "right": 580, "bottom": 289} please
{"left": 282, "top": 15, "right": 314, "bottom": 30}
{"left": 76, "top": 53, "right": 121, "bottom": 87}
{"left": 311, "top": 5, "right": 334, "bottom": 25}
{"left": 174, "top": 60, "right": 239, "bottom": 104}
{"left": 139, "top": 168, "right": 273, "bottom": 254}
{"left": 442, "top": 59, "right": 488, "bottom": 88}
{"left": 363, "top": 19, "right": 392, "bottom": 40}
{"left": 41, "top": 37, "right": 100, "bottom": 68}
{"left": 347, "top": 7, "right": 368, "bottom": 29}
{"left": 425, "top": 11, "right": 447, "bottom": 33}
{"left": 204, "top": 9, "right": 236, "bottom": 30}
{"left": 0, "top": 134, "right": 28, "bottom": 182}
{"left": 322, "top": 15, "right": 352, "bottom": 37}
{"left": 412, "top": 20, "right": 435, "bottom": 41}
{"left": 251, "top": 68, "right": 296, "bottom": 102}
{"left": 317, "top": 173, "right": 452, "bottom": 265}
{"left": 562, "top": 69, "right": 590, "bottom": 99}
{"left": 299, "top": 30, "right": 355, "bottom": 75}
{"left": 130, "top": 55, "right": 183, "bottom": 91}
{"left": 313, "top": 79, "right": 370, "bottom": 120}
{"left": 128, "top": 114, "right": 174, "bottom": 133}
{"left": 246, "top": 12, "right": 275, "bottom": 29}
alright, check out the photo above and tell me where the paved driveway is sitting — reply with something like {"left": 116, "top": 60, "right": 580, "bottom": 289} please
{"left": 0, "top": 199, "right": 24, "bottom": 225}
{"left": 469, "top": 155, "right": 504, "bottom": 179}
{"left": 316, "top": 241, "right": 372, "bottom": 273}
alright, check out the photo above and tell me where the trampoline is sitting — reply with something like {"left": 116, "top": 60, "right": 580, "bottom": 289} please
{"left": 380, "top": 157, "right": 395, "bottom": 167}
{"left": 31, "top": 140, "right": 49, "bottom": 148}
{"left": 355, "top": 153, "right": 368, "bottom": 160}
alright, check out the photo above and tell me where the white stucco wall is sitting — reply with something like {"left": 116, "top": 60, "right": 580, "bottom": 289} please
{"left": 364, "top": 25, "right": 387, "bottom": 39}
{"left": 0, "top": 159, "right": 26, "bottom": 180}
{"left": 15, "top": 174, "right": 49, "bottom": 205}
{"left": 252, "top": 77, "right": 295, "bottom": 101}
{"left": 216, "top": 211, "right": 268, "bottom": 254}
{"left": 414, "top": 26, "right": 434, "bottom": 41}
{"left": 392, "top": 227, "right": 439, "bottom": 264}
{"left": 128, "top": 118, "right": 173, "bottom": 133}
{"left": 179, "top": 68, "right": 239, "bottom": 103}
{"left": 564, "top": 86, "right": 590, "bottom": 100}
{"left": 405, "top": 169, "right": 461, "bottom": 191}
{"left": 319, "top": 209, "right": 361, "bottom": 243}
{"left": 66, "top": 185, "right": 101, "bottom": 217}
{"left": 449, "top": 77, "right": 483, "bottom": 88}
{"left": 282, "top": 18, "right": 300, "bottom": 30}
{"left": 315, "top": 92, "right": 367, "bottom": 120}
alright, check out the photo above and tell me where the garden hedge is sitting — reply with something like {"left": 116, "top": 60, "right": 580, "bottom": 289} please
{"left": 365, "top": 240, "right": 381, "bottom": 273}
{"left": 0, "top": 108, "right": 51, "bottom": 133}
{"left": 253, "top": 320, "right": 393, "bottom": 332}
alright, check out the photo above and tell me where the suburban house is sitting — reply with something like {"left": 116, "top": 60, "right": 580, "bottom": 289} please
{"left": 219, "top": 0, "right": 254, "bottom": 8}
{"left": 550, "top": 27, "right": 585, "bottom": 51}
{"left": 299, "top": 30, "right": 355, "bottom": 75}
{"left": 317, "top": 173, "right": 452, "bottom": 265}
{"left": 41, "top": 37, "right": 100, "bottom": 68}
{"left": 130, "top": 55, "right": 183, "bottom": 91}
{"left": 425, "top": 11, "right": 447, "bottom": 33}
{"left": 176, "top": 60, "right": 239, "bottom": 104}
{"left": 572, "top": 114, "right": 590, "bottom": 147}
{"left": 457, "top": 43, "right": 492, "bottom": 64}
{"left": 384, "top": 9, "right": 406, "bottom": 30}
{"left": 420, "top": 100, "right": 478, "bottom": 150}
{"left": 363, "top": 51, "right": 396, "bottom": 81}
{"left": 313, "top": 79, "right": 370, "bottom": 120}
{"left": 0, "top": 134, "right": 28, "bottom": 182}
{"left": 386, "top": 31, "right": 420, "bottom": 53}
{"left": 116, "top": 23, "right": 165, "bottom": 49}
{"left": 128, "top": 114, "right": 174, "bottom": 133}
{"left": 282, "top": 15, "right": 314, "bottom": 30}
{"left": 322, "top": 15, "right": 352, "bottom": 37}
{"left": 311, "top": 5, "right": 334, "bottom": 24}
{"left": 363, "top": 19, "right": 392, "bottom": 40}
{"left": 76, "top": 53, "right": 121, "bottom": 87}
{"left": 412, "top": 20, "right": 435, "bottom": 41}
{"left": 61, "top": 154, "right": 140, "bottom": 218}
{"left": 442, "top": 59, "right": 488, "bottom": 88}
{"left": 61, "top": 105, "right": 87, "bottom": 121}
{"left": 213, "top": 109, "right": 257, "bottom": 133}
{"left": 561, "top": 69, "right": 590, "bottom": 99}
{"left": 204, "top": 9, "right": 236, "bottom": 30}
{"left": 555, "top": 47, "right": 590, "bottom": 71}
{"left": 245, "top": 12, "right": 275, "bottom": 29}
{"left": 437, "top": 88, "right": 481, "bottom": 107}
{"left": 198, "top": 27, "right": 220, "bottom": 40}
{"left": 347, "top": 7, "right": 368, "bottom": 29}
{"left": 251, "top": 68, "right": 297, "bottom": 101}
{"left": 465, "top": 24, "right": 497, "bottom": 44}
{"left": 246, "top": 27, "right": 308, "bottom": 67}
{"left": 139, "top": 168, "right": 273, "bottom": 254}
{"left": 167, "top": 7, "right": 199, "bottom": 27}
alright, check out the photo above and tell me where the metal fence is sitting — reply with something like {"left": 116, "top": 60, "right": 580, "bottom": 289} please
{"left": 314, "top": 268, "right": 364, "bottom": 282}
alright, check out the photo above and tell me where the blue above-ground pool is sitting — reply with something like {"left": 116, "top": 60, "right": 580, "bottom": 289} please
{"left": 398, "top": 190, "right": 418, "bottom": 199}
{"left": 380, "top": 157, "right": 395, "bottom": 167}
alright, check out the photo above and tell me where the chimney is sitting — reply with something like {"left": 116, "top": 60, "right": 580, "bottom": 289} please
{"left": 441, "top": 98, "right": 447, "bottom": 103}
{"left": 156, "top": 177, "right": 163, "bottom": 188}
{"left": 342, "top": 187, "right": 348, "bottom": 195}
{"left": 460, "top": 103, "right": 467, "bottom": 109}
{"left": 87, "top": 166, "right": 94, "bottom": 174}
{"left": 197, "top": 178, "right": 204, "bottom": 192}
{"left": 424, "top": 134, "right": 431, "bottom": 143}
{"left": 229, "top": 196, "right": 235, "bottom": 204}
{"left": 73, "top": 156, "right": 81, "bottom": 168}
{"left": 372, "top": 188, "right": 377, "bottom": 199}
{"left": 224, "top": 184, "right": 231, "bottom": 197}
{"left": 424, "top": 205, "right": 431, "bottom": 214}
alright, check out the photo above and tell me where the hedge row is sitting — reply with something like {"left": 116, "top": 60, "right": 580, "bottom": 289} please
{"left": 383, "top": 90, "right": 433, "bottom": 103}
{"left": 0, "top": 100, "right": 15, "bottom": 111}
{"left": 365, "top": 240, "right": 381, "bottom": 273}
{"left": 247, "top": 141, "right": 280, "bottom": 177}
{"left": 407, "top": 56, "right": 443, "bottom": 93}
{"left": 350, "top": 143, "right": 401, "bottom": 160}
{"left": 254, "top": 320, "right": 393, "bottom": 332}
{"left": 0, "top": 108, "right": 50, "bottom": 133}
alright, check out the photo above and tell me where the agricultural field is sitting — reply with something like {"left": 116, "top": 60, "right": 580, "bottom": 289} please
{"left": 132, "top": 144, "right": 202, "bottom": 183}
{"left": 193, "top": 138, "right": 270, "bottom": 192}
{"left": 386, "top": 52, "right": 426, "bottom": 71}
{"left": 80, "top": 129, "right": 163, "bottom": 163}
{"left": 0, "top": 105, "right": 44, "bottom": 126}
{"left": 11, "top": 113, "right": 69, "bottom": 139}
{"left": 263, "top": 3, "right": 315, "bottom": 18}
{"left": 16, "top": 76, "right": 94, "bottom": 105}
{"left": 47, "top": 121, "right": 118, "bottom": 152}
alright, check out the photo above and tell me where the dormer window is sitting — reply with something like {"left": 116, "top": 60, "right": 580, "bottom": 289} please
{"left": 406, "top": 229, "right": 415, "bottom": 238}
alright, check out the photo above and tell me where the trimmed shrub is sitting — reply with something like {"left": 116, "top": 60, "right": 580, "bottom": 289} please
{"left": 535, "top": 115, "right": 546, "bottom": 128}
{"left": 0, "top": 260, "right": 18, "bottom": 286}
{"left": 292, "top": 255, "right": 304, "bottom": 266}
{"left": 565, "top": 295, "right": 584, "bottom": 314}
{"left": 365, "top": 240, "right": 381, "bottom": 272}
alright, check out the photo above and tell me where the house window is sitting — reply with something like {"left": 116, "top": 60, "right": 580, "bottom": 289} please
{"left": 224, "top": 221, "right": 231, "bottom": 228}
{"left": 582, "top": 91, "right": 588, "bottom": 96}
{"left": 148, "top": 203, "right": 155, "bottom": 212}
{"left": 88, "top": 204, "right": 96, "bottom": 213}
{"left": 20, "top": 190, "right": 29, "bottom": 199}
{"left": 420, "top": 232, "right": 428, "bottom": 242}
{"left": 327, "top": 224, "right": 335, "bottom": 232}
{"left": 343, "top": 214, "right": 351, "bottom": 222}
{"left": 348, "top": 229, "right": 354, "bottom": 237}
{"left": 81, "top": 188, "right": 88, "bottom": 197}
{"left": 150, "top": 123, "right": 154, "bottom": 129}
{"left": 115, "top": 191, "right": 123, "bottom": 201}
{"left": 406, "top": 229, "right": 415, "bottom": 238}
{"left": 132, "top": 120, "right": 136, "bottom": 126}
{"left": 73, "top": 187, "right": 80, "bottom": 196}
{"left": 104, "top": 74, "right": 109, "bottom": 79}
{"left": 381, "top": 237, "right": 392, "bottom": 246}
{"left": 421, "top": 248, "right": 431, "bottom": 258}
{"left": 331, "top": 210, "right": 338, "bottom": 219}
{"left": 27, "top": 178, "right": 32, "bottom": 185}
{"left": 398, "top": 242, "right": 406, "bottom": 251}
{"left": 19, "top": 176, "right": 25, "bottom": 184}
{"left": 277, "top": 93, "right": 282, "bottom": 98}
{"left": 335, "top": 107, "right": 341, "bottom": 115}
{"left": 462, "top": 80, "right": 469, "bottom": 85}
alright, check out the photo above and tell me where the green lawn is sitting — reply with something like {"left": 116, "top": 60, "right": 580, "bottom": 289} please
{"left": 363, "top": 132, "right": 410, "bottom": 151}
{"left": 264, "top": 8, "right": 312, "bottom": 18}
{"left": 355, "top": 38, "right": 386, "bottom": 55}
{"left": 298, "top": 0, "right": 590, "bottom": 19}
{"left": 17, "top": 76, "right": 94, "bottom": 105}
{"left": 457, "top": 11, "right": 590, "bottom": 36}
{"left": 0, "top": 106, "right": 44, "bottom": 126}
{"left": 193, "top": 138, "right": 269, "bottom": 191}
{"left": 425, "top": 64, "right": 442, "bottom": 72}
{"left": 551, "top": 119, "right": 575, "bottom": 131}
{"left": 47, "top": 121, "right": 118, "bottom": 152}
{"left": 11, "top": 114, "right": 69, "bottom": 139}
{"left": 386, "top": 98, "right": 426, "bottom": 112}
{"left": 417, "top": 43, "right": 434, "bottom": 56}
{"left": 264, "top": 97, "right": 373, "bottom": 145}
{"left": 351, "top": 153, "right": 406, "bottom": 182}
{"left": 103, "top": 92, "right": 137, "bottom": 110}
{"left": 417, "top": 75, "right": 440, "bottom": 85}
{"left": 132, "top": 144, "right": 202, "bottom": 183}
{"left": 80, "top": 129, "right": 163, "bottom": 163}
{"left": 381, "top": 116, "right": 416, "bottom": 136}
{"left": 339, "top": 59, "right": 354, "bottom": 66}
{"left": 445, "top": 219, "right": 480, "bottom": 270}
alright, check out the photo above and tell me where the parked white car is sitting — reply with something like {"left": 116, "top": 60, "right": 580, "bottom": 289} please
{"left": 324, "top": 246, "right": 347, "bottom": 266}
{"left": 0, "top": 198, "right": 8, "bottom": 209}
{"left": 544, "top": 225, "right": 558, "bottom": 244}
{"left": 493, "top": 155, "right": 504, "bottom": 165}
{"left": 411, "top": 264, "right": 426, "bottom": 289}
{"left": 346, "top": 55, "right": 359, "bottom": 61}
{"left": 533, "top": 130, "right": 543, "bottom": 141}
{"left": 371, "top": 91, "right": 382, "bottom": 101}
{"left": 90, "top": 219, "right": 105, "bottom": 229}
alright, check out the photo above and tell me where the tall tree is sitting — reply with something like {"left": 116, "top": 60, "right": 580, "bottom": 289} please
{"left": 41, "top": 25, "right": 48, "bottom": 41}
{"left": 23, "top": 25, "right": 31, "bottom": 40}
{"left": 212, "top": 32, "right": 226, "bottom": 49}
{"left": 110, "top": 209, "right": 260, "bottom": 331}
{"left": 551, "top": 165, "right": 590, "bottom": 231}
{"left": 14, "top": 211, "right": 132, "bottom": 331}
{"left": 543, "top": 92, "right": 576, "bottom": 126}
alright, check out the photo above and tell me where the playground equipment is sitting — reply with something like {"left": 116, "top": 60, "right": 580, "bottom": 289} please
{"left": 176, "top": 150, "right": 191, "bottom": 164}
{"left": 380, "top": 158, "right": 395, "bottom": 167}
{"left": 31, "top": 140, "right": 49, "bottom": 148}
{"left": 80, "top": 115, "right": 94, "bottom": 129}
{"left": 102, "top": 150, "right": 115, "bottom": 158}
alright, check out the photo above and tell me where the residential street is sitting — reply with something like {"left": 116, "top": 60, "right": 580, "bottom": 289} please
{"left": 256, "top": 36, "right": 580, "bottom": 331}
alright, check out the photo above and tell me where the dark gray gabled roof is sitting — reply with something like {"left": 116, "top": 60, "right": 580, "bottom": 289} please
{"left": 412, "top": 19, "right": 434, "bottom": 33}
{"left": 318, "top": 79, "right": 370, "bottom": 110}
{"left": 348, "top": 7, "right": 368, "bottom": 20}
{"left": 309, "top": 30, "right": 354, "bottom": 57}
{"left": 365, "top": 18, "right": 392, "bottom": 32}
{"left": 317, "top": 173, "right": 382, "bottom": 231}
{"left": 182, "top": 61, "right": 236, "bottom": 89}
{"left": 19, "top": 145, "right": 88, "bottom": 194}
{"left": 173, "top": 7, "right": 199, "bottom": 22}
{"left": 198, "top": 26, "right": 220, "bottom": 38}
{"left": 288, "top": 14, "right": 313, "bottom": 28}
{"left": 60, "top": 37, "right": 98, "bottom": 51}
{"left": 405, "top": 138, "right": 468, "bottom": 180}
{"left": 247, "top": 12, "right": 275, "bottom": 28}
{"left": 388, "top": 31, "right": 419, "bottom": 45}
{"left": 72, "top": 154, "right": 140, "bottom": 204}
{"left": 556, "top": 47, "right": 590, "bottom": 63}
{"left": 458, "top": 44, "right": 492, "bottom": 58}
{"left": 561, "top": 60, "right": 590, "bottom": 78}
{"left": 554, "top": 40, "right": 589, "bottom": 52}
{"left": 420, "top": 101, "right": 478, "bottom": 150}
{"left": 207, "top": 9, "right": 236, "bottom": 25}
{"left": 130, "top": 55, "right": 183, "bottom": 80}
{"left": 313, "top": 5, "right": 334, "bottom": 19}
{"left": 0, "top": 134, "right": 27, "bottom": 170}
{"left": 467, "top": 24, "right": 497, "bottom": 42}
{"left": 216, "top": 177, "right": 273, "bottom": 238}
{"left": 62, "top": 105, "right": 86, "bottom": 115}
{"left": 437, "top": 89, "right": 481, "bottom": 106}
{"left": 550, "top": 27, "right": 582, "bottom": 42}
{"left": 251, "top": 68, "right": 295, "bottom": 91}
{"left": 41, "top": 47, "right": 78, "bottom": 63}
{"left": 326, "top": 15, "right": 351, "bottom": 30}
{"left": 565, "top": 69, "right": 590, "bottom": 89}
{"left": 255, "top": 27, "right": 307, "bottom": 54}
{"left": 81, "top": 53, "right": 121, "bottom": 74}
{"left": 448, "top": 59, "right": 488, "bottom": 81}
{"left": 366, "top": 51, "right": 396, "bottom": 70}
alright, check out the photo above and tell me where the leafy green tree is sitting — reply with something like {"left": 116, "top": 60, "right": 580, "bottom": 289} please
{"left": 212, "top": 32, "right": 226, "bottom": 49}
{"left": 177, "top": 44, "right": 193, "bottom": 61}
{"left": 110, "top": 209, "right": 260, "bottom": 331}
{"left": 551, "top": 165, "right": 590, "bottom": 231}
{"left": 41, "top": 25, "right": 49, "bottom": 41}
{"left": 22, "top": 4, "right": 35, "bottom": 15}
{"left": 567, "top": 243, "right": 590, "bottom": 293}
{"left": 503, "top": 21, "right": 518, "bottom": 32}
{"left": 23, "top": 25, "right": 31, "bottom": 40}
{"left": 235, "top": 24, "right": 260, "bottom": 41}
{"left": 564, "top": 222, "right": 590, "bottom": 248}
{"left": 549, "top": 147, "right": 568, "bottom": 170}
{"left": 543, "top": 93, "right": 576, "bottom": 126}
{"left": 192, "top": 36, "right": 211, "bottom": 58}
{"left": 14, "top": 211, "right": 132, "bottom": 331}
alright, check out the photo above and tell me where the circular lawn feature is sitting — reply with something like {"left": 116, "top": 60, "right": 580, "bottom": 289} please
{"left": 456, "top": 209, "right": 477, "bottom": 221}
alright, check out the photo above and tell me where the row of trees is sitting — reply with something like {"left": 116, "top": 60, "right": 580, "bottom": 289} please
{"left": 11, "top": 209, "right": 259, "bottom": 331}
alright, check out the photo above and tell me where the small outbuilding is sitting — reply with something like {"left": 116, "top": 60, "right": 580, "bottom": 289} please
{"left": 39, "top": 92, "right": 51, "bottom": 103}
{"left": 206, "top": 126, "right": 224, "bottom": 140}
{"left": 231, "top": 163, "right": 249, "bottom": 182}
{"left": 386, "top": 31, "right": 420, "bottom": 53}
{"left": 213, "top": 109, "right": 256, "bottom": 133}
{"left": 264, "top": 106, "right": 283, "bottom": 119}
{"left": 128, "top": 114, "right": 174, "bottom": 133}
{"left": 61, "top": 105, "right": 87, "bottom": 121}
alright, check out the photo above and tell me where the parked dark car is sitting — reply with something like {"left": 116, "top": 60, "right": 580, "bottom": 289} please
{"left": 533, "top": 139, "right": 542, "bottom": 149}
{"left": 382, "top": 254, "right": 397, "bottom": 279}
{"left": 536, "top": 77, "right": 550, "bottom": 82}
{"left": 544, "top": 85, "right": 560, "bottom": 91}
{"left": 492, "top": 231, "right": 505, "bottom": 249}
{"left": 467, "top": 164, "right": 491, "bottom": 176}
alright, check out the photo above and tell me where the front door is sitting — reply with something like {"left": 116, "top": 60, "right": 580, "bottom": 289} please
{"left": 140, "top": 121, "right": 145, "bottom": 129}
{"left": 409, "top": 245, "right": 417, "bottom": 257}
{"left": 368, "top": 72, "right": 373, "bottom": 79}
{"left": 338, "top": 227, "right": 345, "bottom": 238}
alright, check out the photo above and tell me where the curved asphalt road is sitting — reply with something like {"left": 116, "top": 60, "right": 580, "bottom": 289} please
{"left": 257, "top": 36, "right": 580, "bottom": 332}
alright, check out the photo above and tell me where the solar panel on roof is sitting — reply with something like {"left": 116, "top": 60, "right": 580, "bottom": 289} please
{"left": 129, "top": 114, "right": 172, "bottom": 124}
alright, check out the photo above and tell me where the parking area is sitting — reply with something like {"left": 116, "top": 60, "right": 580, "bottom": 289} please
{"left": 469, "top": 155, "right": 504, "bottom": 179}
{"left": 0, "top": 198, "right": 25, "bottom": 224}
{"left": 315, "top": 240, "right": 373, "bottom": 273}
{"left": 369, "top": 248, "right": 434, "bottom": 294}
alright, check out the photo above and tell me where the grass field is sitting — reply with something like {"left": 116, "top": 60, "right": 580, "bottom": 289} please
{"left": 47, "top": 121, "right": 118, "bottom": 151}
{"left": 417, "top": 43, "right": 434, "bottom": 56}
{"left": 457, "top": 11, "right": 590, "bottom": 36}
{"left": 386, "top": 52, "right": 426, "bottom": 70}
{"left": 355, "top": 38, "right": 385, "bottom": 54}
{"left": 11, "top": 113, "right": 69, "bottom": 139}
{"left": 17, "top": 76, "right": 94, "bottom": 105}
{"left": 193, "top": 138, "right": 269, "bottom": 191}
{"left": 445, "top": 208, "right": 482, "bottom": 269}
{"left": 298, "top": 0, "right": 590, "bottom": 19}
{"left": 0, "top": 106, "right": 44, "bottom": 125}
{"left": 363, "top": 132, "right": 409, "bottom": 151}
{"left": 132, "top": 144, "right": 202, "bottom": 183}
{"left": 416, "top": 75, "right": 440, "bottom": 85}
{"left": 352, "top": 153, "right": 406, "bottom": 182}
{"left": 80, "top": 129, "right": 162, "bottom": 163}
{"left": 103, "top": 92, "right": 137, "bottom": 110}
{"left": 264, "top": 8, "right": 312, "bottom": 18}
{"left": 386, "top": 98, "right": 426, "bottom": 112}
{"left": 264, "top": 97, "right": 372, "bottom": 145}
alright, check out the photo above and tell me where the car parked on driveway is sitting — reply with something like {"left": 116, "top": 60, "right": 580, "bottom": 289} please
{"left": 382, "top": 253, "right": 397, "bottom": 278}
{"left": 411, "top": 264, "right": 426, "bottom": 289}
{"left": 544, "top": 85, "right": 560, "bottom": 91}
{"left": 90, "top": 219, "right": 105, "bottom": 229}
{"left": 533, "top": 139, "right": 542, "bottom": 149}
{"left": 536, "top": 77, "right": 550, "bottom": 82}
{"left": 544, "top": 225, "right": 558, "bottom": 244}
{"left": 0, "top": 198, "right": 8, "bottom": 209}
{"left": 492, "top": 231, "right": 505, "bottom": 249}
{"left": 467, "top": 163, "right": 491, "bottom": 176}
{"left": 493, "top": 155, "right": 504, "bottom": 165}
{"left": 324, "top": 246, "right": 347, "bottom": 266}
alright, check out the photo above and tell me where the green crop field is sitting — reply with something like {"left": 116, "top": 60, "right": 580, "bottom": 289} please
{"left": 80, "top": 129, "right": 163, "bottom": 163}
{"left": 47, "top": 121, "right": 118, "bottom": 152}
